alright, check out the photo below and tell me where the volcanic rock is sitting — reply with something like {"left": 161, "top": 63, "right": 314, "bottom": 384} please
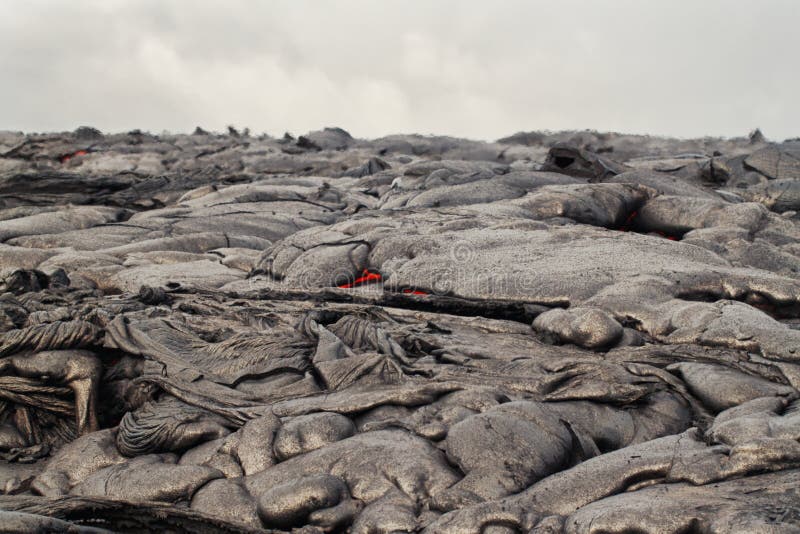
{"left": 0, "top": 127, "right": 798, "bottom": 532}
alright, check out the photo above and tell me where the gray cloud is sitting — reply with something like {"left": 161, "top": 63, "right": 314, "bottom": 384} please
{"left": 1, "top": 0, "right": 797, "bottom": 140}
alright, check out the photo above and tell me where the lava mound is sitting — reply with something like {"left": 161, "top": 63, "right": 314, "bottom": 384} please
{"left": 0, "top": 126, "right": 799, "bottom": 532}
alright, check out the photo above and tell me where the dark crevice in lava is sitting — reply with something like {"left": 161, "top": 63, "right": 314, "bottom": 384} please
{"left": 369, "top": 293, "right": 562, "bottom": 324}
{"left": 614, "top": 208, "right": 682, "bottom": 241}
{"left": 677, "top": 290, "right": 800, "bottom": 320}
{"left": 334, "top": 271, "right": 553, "bottom": 320}
{"left": 621, "top": 315, "right": 645, "bottom": 331}
{"left": 618, "top": 209, "right": 639, "bottom": 231}
{"left": 218, "top": 284, "right": 567, "bottom": 324}
{"left": 554, "top": 156, "right": 575, "bottom": 169}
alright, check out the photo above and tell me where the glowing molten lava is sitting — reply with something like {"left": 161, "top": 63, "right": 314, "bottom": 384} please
{"left": 402, "top": 289, "right": 428, "bottom": 295}
{"left": 338, "top": 269, "right": 382, "bottom": 289}
{"left": 60, "top": 150, "right": 88, "bottom": 163}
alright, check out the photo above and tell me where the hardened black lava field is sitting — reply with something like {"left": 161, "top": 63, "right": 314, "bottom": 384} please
{"left": 0, "top": 126, "right": 800, "bottom": 532}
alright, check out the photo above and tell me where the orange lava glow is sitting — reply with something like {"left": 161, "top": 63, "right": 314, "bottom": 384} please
{"left": 338, "top": 269, "right": 382, "bottom": 289}
{"left": 60, "top": 150, "right": 88, "bottom": 163}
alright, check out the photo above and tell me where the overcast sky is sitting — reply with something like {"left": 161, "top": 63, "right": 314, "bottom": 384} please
{"left": 1, "top": 0, "right": 797, "bottom": 141}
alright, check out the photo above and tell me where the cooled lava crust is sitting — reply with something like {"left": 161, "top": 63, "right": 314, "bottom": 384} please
{"left": 0, "top": 126, "right": 799, "bottom": 532}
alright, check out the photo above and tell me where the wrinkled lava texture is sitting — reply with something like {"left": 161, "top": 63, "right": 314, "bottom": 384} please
{"left": 0, "top": 126, "right": 800, "bottom": 533}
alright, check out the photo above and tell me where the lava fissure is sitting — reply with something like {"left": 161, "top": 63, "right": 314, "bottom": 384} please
{"left": 614, "top": 207, "right": 682, "bottom": 240}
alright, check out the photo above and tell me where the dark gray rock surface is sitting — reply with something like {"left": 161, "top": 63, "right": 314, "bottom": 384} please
{"left": 0, "top": 126, "right": 799, "bottom": 532}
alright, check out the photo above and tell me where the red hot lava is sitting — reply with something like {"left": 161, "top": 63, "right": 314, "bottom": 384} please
{"left": 336, "top": 269, "right": 429, "bottom": 294}
{"left": 338, "top": 269, "right": 382, "bottom": 289}
{"left": 60, "top": 150, "right": 88, "bottom": 163}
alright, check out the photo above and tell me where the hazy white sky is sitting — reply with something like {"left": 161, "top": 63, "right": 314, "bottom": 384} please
{"left": 1, "top": 0, "right": 797, "bottom": 140}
